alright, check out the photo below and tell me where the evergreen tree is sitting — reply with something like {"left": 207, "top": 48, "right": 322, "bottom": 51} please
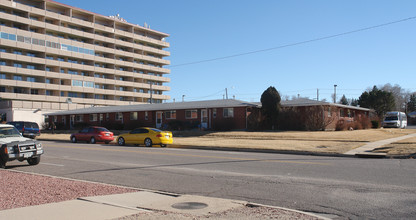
{"left": 407, "top": 94, "right": 416, "bottom": 112}
{"left": 260, "top": 86, "right": 281, "bottom": 129}
{"left": 350, "top": 98, "right": 359, "bottom": 106}
{"left": 358, "top": 86, "right": 395, "bottom": 117}
{"left": 339, "top": 95, "right": 348, "bottom": 105}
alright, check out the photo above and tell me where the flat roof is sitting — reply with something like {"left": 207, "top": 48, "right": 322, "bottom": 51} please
{"left": 45, "top": 98, "right": 371, "bottom": 116}
{"left": 45, "top": 99, "right": 259, "bottom": 116}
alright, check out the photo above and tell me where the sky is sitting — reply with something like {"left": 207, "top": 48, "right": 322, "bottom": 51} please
{"left": 57, "top": 0, "right": 416, "bottom": 103}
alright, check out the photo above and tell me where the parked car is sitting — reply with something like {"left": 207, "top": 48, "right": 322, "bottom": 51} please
{"left": 117, "top": 127, "right": 173, "bottom": 147}
{"left": 7, "top": 121, "right": 40, "bottom": 139}
{"left": 70, "top": 126, "right": 114, "bottom": 144}
{"left": 0, "top": 124, "right": 44, "bottom": 168}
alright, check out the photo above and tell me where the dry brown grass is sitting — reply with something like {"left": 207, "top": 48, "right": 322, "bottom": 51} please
{"left": 174, "top": 128, "right": 416, "bottom": 154}
{"left": 373, "top": 137, "right": 416, "bottom": 156}
{"left": 38, "top": 129, "right": 416, "bottom": 155}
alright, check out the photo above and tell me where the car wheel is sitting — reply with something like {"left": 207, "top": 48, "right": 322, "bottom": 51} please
{"left": 71, "top": 136, "right": 77, "bottom": 143}
{"left": 90, "top": 137, "right": 96, "bottom": 144}
{"left": 160, "top": 144, "right": 167, "bottom": 148}
{"left": 27, "top": 156, "right": 40, "bottom": 165}
{"left": 144, "top": 138, "right": 152, "bottom": 147}
{"left": 118, "top": 137, "right": 125, "bottom": 146}
{"left": 0, "top": 158, "right": 6, "bottom": 169}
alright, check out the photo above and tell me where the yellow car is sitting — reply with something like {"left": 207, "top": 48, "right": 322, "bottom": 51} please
{"left": 117, "top": 127, "right": 173, "bottom": 147}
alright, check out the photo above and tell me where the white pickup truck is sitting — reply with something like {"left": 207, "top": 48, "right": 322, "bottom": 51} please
{"left": 0, "top": 124, "right": 44, "bottom": 168}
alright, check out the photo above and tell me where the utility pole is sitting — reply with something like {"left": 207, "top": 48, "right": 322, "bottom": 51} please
{"left": 317, "top": 88, "right": 319, "bottom": 101}
{"left": 334, "top": 84, "right": 337, "bottom": 103}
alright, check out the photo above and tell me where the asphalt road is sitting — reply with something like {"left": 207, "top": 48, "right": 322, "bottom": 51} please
{"left": 8, "top": 141, "right": 416, "bottom": 219}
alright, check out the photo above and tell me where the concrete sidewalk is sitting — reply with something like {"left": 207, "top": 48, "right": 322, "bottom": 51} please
{"left": 344, "top": 133, "right": 416, "bottom": 157}
{"left": 0, "top": 191, "right": 328, "bottom": 220}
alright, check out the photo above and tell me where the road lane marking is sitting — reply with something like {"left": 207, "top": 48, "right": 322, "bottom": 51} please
{"left": 45, "top": 145, "right": 330, "bottom": 166}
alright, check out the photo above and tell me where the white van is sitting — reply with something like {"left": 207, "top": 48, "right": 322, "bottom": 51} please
{"left": 382, "top": 112, "right": 407, "bottom": 128}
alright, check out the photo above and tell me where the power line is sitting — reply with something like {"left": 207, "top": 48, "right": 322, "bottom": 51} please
{"left": 169, "top": 16, "right": 416, "bottom": 68}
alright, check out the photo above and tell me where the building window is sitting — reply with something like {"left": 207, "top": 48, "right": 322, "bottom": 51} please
{"left": 145, "top": 111, "right": 149, "bottom": 120}
{"left": 75, "top": 115, "right": 83, "bottom": 122}
{"left": 165, "top": 111, "right": 176, "bottom": 119}
{"left": 0, "top": 73, "right": 6, "bottom": 79}
{"left": 340, "top": 109, "right": 344, "bottom": 117}
{"left": 213, "top": 109, "right": 217, "bottom": 118}
{"left": 14, "top": 88, "right": 23, "bottom": 93}
{"left": 30, "top": 89, "right": 38, "bottom": 95}
{"left": 27, "top": 77, "right": 35, "bottom": 82}
{"left": 115, "top": 112, "right": 123, "bottom": 121}
{"left": 13, "top": 75, "right": 22, "bottom": 81}
{"left": 130, "top": 112, "right": 138, "bottom": 120}
{"left": 14, "top": 63, "right": 22, "bottom": 68}
{"left": 223, "top": 108, "right": 234, "bottom": 118}
{"left": 89, "top": 114, "right": 98, "bottom": 122}
{"left": 328, "top": 107, "right": 332, "bottom": 117}
{"left": 185, "top": 110, "right": 198, "bottom": 119}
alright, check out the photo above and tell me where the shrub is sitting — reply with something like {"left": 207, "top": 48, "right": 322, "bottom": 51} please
{"left": 371, "top": 120, "right": 380, "bottom": 128}
{"left": 277, "top": 108, "right": 305, "bottom": 131}
{"left": 357, "top": 115, "right": 372, "bottom": 129}
{"left": 212, "top": 118, "right": 235, "bottom": 131}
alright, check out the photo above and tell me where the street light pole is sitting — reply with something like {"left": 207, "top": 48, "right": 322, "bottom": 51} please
{"left": 334, "top": 84, "right": 337, "bottom": 103}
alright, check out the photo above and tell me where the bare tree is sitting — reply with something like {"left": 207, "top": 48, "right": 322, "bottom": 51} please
{"left": 304, "top": 106, "right": 336, "bottom": 131}
{"left": 380, "top": 83, "right": 411, "bottom": 112}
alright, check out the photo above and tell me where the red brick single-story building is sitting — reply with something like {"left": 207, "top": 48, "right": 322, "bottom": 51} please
{"left": 45, "top": 98, "right": 372, "bottom": 131}
{"left": 45, "top": 99, "right": 258, "bottom": 130}
{"left": 278, "top": 99, "right": 373, "bottom": 130}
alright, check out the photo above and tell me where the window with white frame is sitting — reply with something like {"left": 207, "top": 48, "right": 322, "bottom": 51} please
{"left": 89, "top": 114, "right": 98, "bottom": 122}
{"left": 115, "top": 112, "right": 123, "bottom": 121}
{"left": 165, "top": 110, "right": 176, "bottom": 119}
{"left": 75, "top": 115, "right": 83, "bottom": 122}
{"left": 327, "top": 107, "right": 332, "bottom": 117}
{"left": 185, "top": 110, "right": 198, "bottom": 119}
{"left": 130, "top": 112, "right": 138, "bottom": 120}
{"left": 223, "top": 108, "right": 234, "bottom": 118}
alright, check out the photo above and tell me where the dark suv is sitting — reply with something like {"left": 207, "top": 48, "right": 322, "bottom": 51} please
{"left": 7, "top": 121, "right": 40, "bottom": 139}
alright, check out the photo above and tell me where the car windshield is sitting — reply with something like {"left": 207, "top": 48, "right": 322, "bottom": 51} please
{"left": 96, "top": 127, "right": 110, "bottom": 132}
{"left": 385, "top": 116, "right": 398, "bottom": 121}
{"left": 0, "top": 126, "right": 22, "bottom": 138}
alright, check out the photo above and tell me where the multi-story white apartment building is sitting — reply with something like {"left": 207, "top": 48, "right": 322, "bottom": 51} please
{"left": 0, "top": 0, "right": 170, "bottom": 126}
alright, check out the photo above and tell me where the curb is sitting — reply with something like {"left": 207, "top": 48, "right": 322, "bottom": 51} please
{"left": 37, "top": 138, "right": 416, "bottom": 159}
{"left": 1, "top": 170, "right": 329, "bottom": 220}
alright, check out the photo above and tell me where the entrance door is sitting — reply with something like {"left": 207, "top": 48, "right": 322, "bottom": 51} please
{"left": 156, "top": 111, "right": 163, "bottom": 129}
{"left": 201, "top": 109, "right": 208, "bottom": 129}
{"left": 70, "top": 115, "right": 75, "bottom": 129}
